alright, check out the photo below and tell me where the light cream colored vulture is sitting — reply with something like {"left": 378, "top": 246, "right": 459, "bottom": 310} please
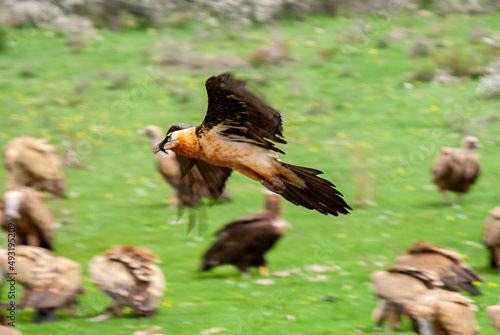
{"left": 483, "top": 207, "right": 500, "bottom": 271}
{"left": 486, "top": 303, "right": 500, "bottom": 332}
{"left": 432, "top": 136, "right": 481, "bottom": 205}
{"left": 138, "top": 125, "right": 231, "bottom": 208}
{"left": 200, "top": 191, "right": 290, "bottom": 276}
{"left": 2, "top": 136, "right": 66, "bottom": 198}
{"left": 0, "top": 246, "right": 84, "bottom": 323}
{"left": 0, "top": 187, "right": 54, "bottom": 249}
{"left": 406, "top": 289, "right": 478, "bottom": 335}
{"left": 371, "top": 265, "right": 443, "bottom": 330}
{"left": 89, "top": 245, "right": 165, "bottom": 319}
{"left": 395, "top": 241, "right": 482, "bottom": 295}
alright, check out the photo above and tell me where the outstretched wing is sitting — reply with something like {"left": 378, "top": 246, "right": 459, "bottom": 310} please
{"left": 199, "top": 73, "right": 287, "bottom": 154}
{"left": 168, "top": 123, "right": 232, "bottom": 206}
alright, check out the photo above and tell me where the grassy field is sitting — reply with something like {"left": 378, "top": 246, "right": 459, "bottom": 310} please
{"left": 1, "top": 10, "right": 500, "bottom": 335}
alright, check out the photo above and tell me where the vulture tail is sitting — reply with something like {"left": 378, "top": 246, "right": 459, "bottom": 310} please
{"left": 277, "top": 162, "right": 351, "bottom": 216}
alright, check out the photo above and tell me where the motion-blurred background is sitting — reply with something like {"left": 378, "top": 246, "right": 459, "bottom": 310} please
{"left": 1, "top": 0, "right": 500, "bottom": 334}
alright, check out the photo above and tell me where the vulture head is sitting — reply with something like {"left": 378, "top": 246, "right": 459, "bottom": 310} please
{"left": 137, "top": 125, "right": 162, "bottom": 138}
{"left": 489, "top": 207, "right": 500, "bottom": 219}
{"left": 153, "top": 123, "right": 193, "bottom": 155}
{"left": 153, "top": 131, "right": 178, "bottom": 154}
{"left": 105, "top": 245, "right": 161, "bottom": 264}
{"left": 462, "top": 136, "right": 481, "bottom": 149}
{"left": 3, "top": 190, "right": 23, "bottom": 221}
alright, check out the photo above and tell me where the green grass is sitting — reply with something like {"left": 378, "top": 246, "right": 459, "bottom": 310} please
{"left": 1, "top": 11, "right": 500, "bottom": 335}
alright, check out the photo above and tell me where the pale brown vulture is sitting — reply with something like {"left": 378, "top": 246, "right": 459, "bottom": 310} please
{"left": 0, "top": 311, "right": 22, "bottom": 335}
{"left": 138, "top": 125, "right": 231, "bottom": 207}
{"left": 89, "top": 245, "right": 165, "bottom": 318}
{"left": 406, "top": 289, "right": 478, "bottom": 335}
{"left": 483, "top": 207, "right": 500, "bottom": 271}
{"left": 432, "top": 136, "right": 481, "bottom": 204}
{"left": 371, "top": 265, "right": 443, "bottom": 330}
{"left": 395, "top": 241, "right": 482, "bottom": 295}
{"left": 2, "top": 136, "right": 66, "bottom": 198}
{"left": 486, "top": 303, "right": 500, "bottom": 332}
{"left": 154, "top": 73, "right": 351, "bottom": 216}
{"left": 200, "top": 191, "right": 290, "bottom": 275}
{"left": 0, "top": 187, "right": 54, "bottom": 249}
{"left": 0, "top": 246, "right": 84, "bottom": 323}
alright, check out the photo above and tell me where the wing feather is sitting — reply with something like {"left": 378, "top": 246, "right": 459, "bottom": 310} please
{"left": 200, "top": 73, "right": 286, "bottom": 154}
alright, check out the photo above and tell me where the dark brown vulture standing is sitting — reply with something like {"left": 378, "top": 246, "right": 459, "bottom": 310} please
{"left": 200, "top": 191, "right": 290, "bottom": 275}
{"left": 486, "top": 303, "right": 500, "bottom": 331}
{"left": 0, "top": 187, "right": 54, "bottom": 249}
{"left": 2, "top": 136, "right": 66, "bottom": 198}
{"left": 89, "top": 245, "right": 165, "bottom": 319}
{"left": 483, "top": 207, "right": 500, "bottom": 271}
{"left": 395, "top": 241, "right": 482, "bottom": 295}
{"left": 407, "top": 289, "right": 478, "bottom": 335}
{"left": 153, "top": 73, "right": 351, "bottom": 216}
{"left": 138, "top": 125, "right": 231, "bottom": 207}
{"left": 371, "top": 265, "right": 443, "bottom": 330}
{"left": 0, "top": 246, "right": 84, "bottom": 323}
{"left": 432, "top": 136, "right": 481, "bottom": 205}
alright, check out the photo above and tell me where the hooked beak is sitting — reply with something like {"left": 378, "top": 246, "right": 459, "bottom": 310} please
{"left": 153, "top": 135, "right": 172, "bottom": 155}
{"left": 153, "top": 144, "right": 161, "bottom": 154}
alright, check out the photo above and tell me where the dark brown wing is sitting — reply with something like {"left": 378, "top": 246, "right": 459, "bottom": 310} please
{"left": 168, "top": 123, "right": 232, "bottom": 206}
{"left": 199, "top": 73, "right": 286, "bottom": 154}
{"left": 215, "top": 210, "right": 269, "bottom": 234}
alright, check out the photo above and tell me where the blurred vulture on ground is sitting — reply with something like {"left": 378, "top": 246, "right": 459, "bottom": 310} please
{"left": 2, "top": 136, "right": 66, "bottom": 198}
{"left": 89, "top": 245, "right": 165, "bottom": 319}
{"left": 138, "top": 125, "right": 231, "bottom": 208}
{"left": 395, "top": 241, "right": 482, "bottom": 295}
{"left": 0, "top": 187, "right": 54, "bottom": 249}
{"left": 0, "top": 315, "right": 21, "bottom": 335}
{"left": 483, "top": 207, "right": 500, "bottom": 271}
{"left": 432, "top": 136, "right": 481, "bottom": 205}
{"left": 0, "top": 311, "right": 22, "bottom": 335}
{"left": 0, "top": 246, "right": 84, "bottom": 323}
{"left": 486, "top": 303, "right": 500, "bottom": 332}
{"left": 200, "top": 191, "right": 290, "bottom": 276}
{"left": 371, "top": 265, "right": 443, "bottom": 330}
{"left": 406, "top": 289, "right": 478, "bottom": 335}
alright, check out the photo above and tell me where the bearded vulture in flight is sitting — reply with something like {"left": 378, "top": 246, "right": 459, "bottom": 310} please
{"left": 154, "top": 73, "right": 351, "bottom": 216}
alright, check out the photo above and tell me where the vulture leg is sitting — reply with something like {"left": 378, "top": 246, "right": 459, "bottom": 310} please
{"left": 238, "top": 265, "right": 251, "bottom": 278}
{"left": 372, "top": 300, "right": 387, "bottom": 329}
{"left": 454, "top": 193, "right": 464, "bottom": 207}
{"left": 261, "top": 177, "right": 285, "bottom": 194}
{"left": 494, "top": 247, "right": 500, "bottom": 272}
{"left": 254, "top": 255, "right": 269, "bottom": 275}
{"left": 64, "top": 296, "right": 82, "bottom": 316}
{"left": 440, "top": 190, "right": 450, "bottom": 204}
{"left": 34, "top": 307, "right": 58, "bottom": 323}
{"left": 258, "top": 266, "right": 270, "bottom": 275}
{"left": 416, "top": 318, "right": 435, "bottom": 335}
{"left": 27, "top": 234, "right": 41, "bottom": 248}
{"left": 167, "top": 194, "right": 179, "bottom": 210}
{"left": 107, "top": 303, "right": 125, "bottom": 317}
